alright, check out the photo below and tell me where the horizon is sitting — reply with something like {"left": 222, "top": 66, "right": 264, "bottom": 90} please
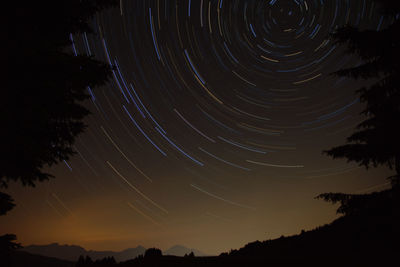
{"left": 21, "top": 242, "right": 207, "bottom": 254}
{"left": 1, "top": 0, "right": 394, "bottom": 258}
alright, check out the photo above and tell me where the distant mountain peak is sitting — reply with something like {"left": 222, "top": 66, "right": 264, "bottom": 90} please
{"left": 21, "top": 243, "right": 206, "bottom": 262}
{"left": 164, "top": 244, "right": 206, "bottom": 257}
{"left": 22, "top": 243, "right": 146, "bottom": 262}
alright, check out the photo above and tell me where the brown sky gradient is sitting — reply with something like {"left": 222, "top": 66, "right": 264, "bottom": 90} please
{"left": 0, "top": 0, "right": 393, "bottom": 256}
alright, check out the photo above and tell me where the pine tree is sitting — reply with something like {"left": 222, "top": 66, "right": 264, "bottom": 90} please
{"left": 324, "top": 1, "right": 400, "bottom": 186}
{"left": 85, "top": 255, "right": 93, "bottom": 265}
{"left": 319, "top": 0, "right": 400, "bottom": 213}
{"left": 144, "top": 248, "right": 163, "bottom": 258}
{"left": 76, "top": 255, "right": 86, "bottom": 267}
{"left": 1, "top": 0, "right": 118, "bottom": 255}
{"left": 2, "top": 0, "right": 118, "bottom": 188}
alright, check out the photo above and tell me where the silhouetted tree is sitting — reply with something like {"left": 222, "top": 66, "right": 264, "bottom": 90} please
{"left": 3, "top": 0, "right": 118, "bottom": 187}
{"left": 85, "top": 255, "right": 94, "bottom": 265}
{"left": 323, "top": 1, "right": 400, "bottom": 186}
{"left": 76, "top": 255, "right": 86, "bottom": 267}
{"left": 0, "top": 192, "right": 15, "bottom": 216}
{"left": 0, "top": 194, "right": 18, "bottom": 253}
{"left": 1, "top": 0, "right": 118, "bottom": 255}
{"left": 106, "top": 256, "right": 117, "bottom": 265}
{"left": 320, "top": 0, "right": 400, "bottom": 212}
{"left": 93, "top": 256, "right": 117, "bottom": 266}
{"left": 144, "top": 248, "right": 162, "bottom": 258}
{"left": 0, "top": 234, "right": 21, "bottom": 256}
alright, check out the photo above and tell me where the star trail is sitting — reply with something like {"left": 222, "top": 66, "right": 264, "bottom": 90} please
{"left": 2, "top": 0, "right": 393, "bottom": 255}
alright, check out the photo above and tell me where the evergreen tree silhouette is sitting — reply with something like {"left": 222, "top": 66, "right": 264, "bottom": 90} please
{"left": 95, "top": 256, "right": 116, "bottom": 266}
{"left": 144, "top": 248, "right": 163, "bottom": 258}
{"left": 1, "top": 0, "right": 118, "bottom": 255}
{"left": 323, "top": 0, "right": 400, "bottom": 186}
{"left": 0, "top": 234, "right": 21, "bottom": 257}
{"left": 76, "top": 255, "right": 86, "bottom": 267}
{"left": 0, "top": 192, "right": 15, "bottom": 216}
{"left": 85, "top": 255, "right": 93, "bottom": 265}
{"left": 3, "top": 0, "right": 118, "bottom": 188}
{"left": 319, "top": 0, "right": 400, "bottom": 210}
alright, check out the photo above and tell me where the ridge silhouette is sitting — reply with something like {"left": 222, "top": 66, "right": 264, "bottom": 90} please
{"left": 2, "top": 0, "right": 399, "bottom": 266}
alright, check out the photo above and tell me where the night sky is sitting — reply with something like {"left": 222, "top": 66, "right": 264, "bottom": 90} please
{"left": 1, "top": 0, "right": 394, "bottom": 255}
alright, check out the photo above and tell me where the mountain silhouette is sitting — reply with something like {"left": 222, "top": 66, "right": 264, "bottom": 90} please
{"left": 21, "top": 243, "right": 206, "bottom": 262}
{"left": 121, "top": 188, "right": 399, "bottom": 267}
{"left": 163, "top": 245, "right": 206, "bottom": 257}
{"left": 11, "top": 189, "right": 400, "bottom": 266}
{"left": 21, "top": 243, "right": 146, "bottom": 262}
{"left": 21, "top": 243, "right": 86, "bottom": 261}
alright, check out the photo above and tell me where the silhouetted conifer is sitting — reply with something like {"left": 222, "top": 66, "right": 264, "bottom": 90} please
{"left": 1, "top": 0, "right": 118, "bottom": 256}
{"left": 324, "top": 1, "right": 400, "bottom": 186}
{"left": 0, "top": 234, "right": 21, "bottom": 256}
{"left": 0, "top": 192, "right": 15, "bottom": 216}
{"left": 320, "top": 0, "right": 400, "bottom": 214}
{"left": 2, "top": 0, "right": 118, "bottom": 188}
{"left": 85, "top": 255, "right": 93, "bottom": 265}
{"left": 76, "top": 255, "right": 86, "bottom": 267}
{"left": 144, "top": 248, "right": 162, "bottom": 258}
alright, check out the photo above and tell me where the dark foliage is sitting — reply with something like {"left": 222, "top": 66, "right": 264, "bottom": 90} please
{"left": 76, "top": 255, "right": 117, "bottom": 266}
{"left": 2, "top": 0, "right": 118, "bottom": 189}
{"left": 324, "top": 1, "right": 400, "bottom": 186}
{"left": 1, "top": 0, "right": 118, "bottom": 258}
{"left": 0, "top": 192, "right": 15, "bottom": 216}
{"left": 0, "top": 193, "right": 17, "bottom": 252}
{"left": 317, "top": 186, "right": 400, "bottom": 215}
{"left": 144, "top": 248, "right": 162, "bottom": 258}
{"left": 184, "top": 252, "right": 195, "bottom": 257}
{"left": 0, "top": 234, "right": 21, "bottom": 255}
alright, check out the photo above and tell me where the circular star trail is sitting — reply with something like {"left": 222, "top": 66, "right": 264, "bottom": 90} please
{"left": 4, "top": 0, "right": 392, "bottom": 254}
{"left": 78, "top": 0, "right": 383, "bottom": 187}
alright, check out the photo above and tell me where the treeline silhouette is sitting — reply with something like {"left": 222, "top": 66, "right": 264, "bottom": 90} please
{"left": 4, "top": 191, "right": 400, "bottom": 267}
{"left": 76, "top": 255, "right": 117, "bottom": 267}
{"left": 67, "top": 187, "right": 398, "bottom": 267}
{"left": 2, "top": 0, "right": 400, "bottom": 266}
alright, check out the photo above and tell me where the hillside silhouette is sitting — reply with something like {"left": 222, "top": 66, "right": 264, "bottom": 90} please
{"left": 120, "top": 187, "right": 400, "bottom": 266}
{"left": 163, "top": 245, "right": 206, "bottom": 257}
{"left": 4, "top": 187, "right": 399, "bottom": 266}
{"left": 21, "top": 244, "right": 146, "bottom": 262}
{"left": 2, "top": 0, "right": 399, "bottom": 266}
{"left": 20, "top": 244, "right": 205, "bottom": 262}
{"left": 3, "top": 250, "right": 74, "bottom": 267}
